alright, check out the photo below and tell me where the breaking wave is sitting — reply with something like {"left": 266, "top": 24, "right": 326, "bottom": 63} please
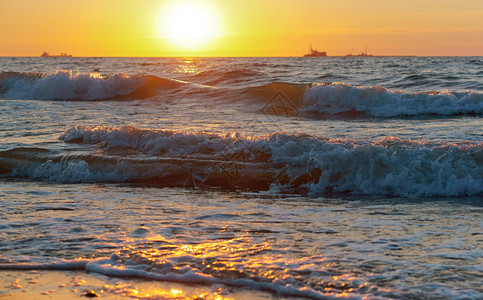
{"left": 0, "top": 71, "right": 183, "bottom": 100}
{"left": 2, "top": 71, "right": 481, "bottom": 119}
{"left": 1, "top": 125, "right": 481, "bottom": 197}
{"left": 302, "top": 83, "right": 483, "bottom": 117}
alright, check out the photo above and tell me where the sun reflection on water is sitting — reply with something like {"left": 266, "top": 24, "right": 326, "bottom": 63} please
{"left": 107, "top": 234, "right": 377, "bottom": 297}
{"left": 175, "top": 58, "right": 206, "bottom": 75}
{"left": 102, "top": 282, "right": 233, "bottom": 300}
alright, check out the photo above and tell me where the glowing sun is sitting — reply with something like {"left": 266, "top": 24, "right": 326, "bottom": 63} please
{"left": 158, "top": 1, "right": 222, "bottom": 49}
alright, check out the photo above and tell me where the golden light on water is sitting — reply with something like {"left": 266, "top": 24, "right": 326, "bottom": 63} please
{"left": 157, "top": 0, "right": 223, "bottom": 50}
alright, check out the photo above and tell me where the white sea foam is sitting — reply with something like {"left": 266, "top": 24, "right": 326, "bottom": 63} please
{"left": 59, "top": 125, "right": 246, "bottom": 155}
{"left": 8, "top": 157, "right": 128, "bottom": 183}
{"left": 303, "top": 83, "right": 483, "bottom": 117}
{"left": 269, "top": 135, "right": 483, "bottom": 197}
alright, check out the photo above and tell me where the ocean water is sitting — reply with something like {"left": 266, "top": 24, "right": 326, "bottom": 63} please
{"left": 0, "top": 56, "right": 482, "bottom": 299}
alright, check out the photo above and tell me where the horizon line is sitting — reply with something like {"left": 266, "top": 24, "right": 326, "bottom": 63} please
{"left": 2, "top": 55, "right": 483, "bottom": 58}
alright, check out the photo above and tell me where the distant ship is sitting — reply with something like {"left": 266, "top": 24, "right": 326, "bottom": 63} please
{"left": 303, "top": 45, "right": 327, "bottom": 57}
{"left": 41, "top": 52, "right": 73, "bottom": 58}
{"left": 346, "top": 46, "right": 372, "bottom": 57}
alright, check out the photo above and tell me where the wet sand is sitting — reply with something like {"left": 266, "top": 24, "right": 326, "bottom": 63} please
{"left": 0, "top": 270, "right": 279, "bottom": 299}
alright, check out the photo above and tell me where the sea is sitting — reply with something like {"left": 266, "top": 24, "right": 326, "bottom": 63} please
{"left": 0, "top": 56, "right": 482, "bottom": 299}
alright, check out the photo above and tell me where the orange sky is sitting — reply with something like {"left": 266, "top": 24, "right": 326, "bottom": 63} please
{"left": 1, "top": 0, "right": 482, "bottom": 56}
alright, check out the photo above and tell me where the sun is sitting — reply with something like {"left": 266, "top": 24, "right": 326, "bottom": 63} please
{"left": 158, "top": 1, "right": 222, "bottom": 49}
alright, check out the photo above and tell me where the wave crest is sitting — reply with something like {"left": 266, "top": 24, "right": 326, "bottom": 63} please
{"left": 0, "top": 71, "right": 182, "bottom": 100}
{"left": 303, "top": 83, "right": 483, "bottom": 117}
{"left": 1, "top": 126, "right": 480, "bottom": 197}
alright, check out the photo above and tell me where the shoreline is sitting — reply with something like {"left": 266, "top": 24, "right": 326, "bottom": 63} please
{"left": 0, "top": 270, "right": 279, "bottom": 300}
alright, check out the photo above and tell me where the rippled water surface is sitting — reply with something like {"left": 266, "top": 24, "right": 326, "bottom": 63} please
{"left": 1, "top": 183, "right": 481, "bottom": 299}
{"left": 0, "top": 57, "right": 482, "bottom": 299}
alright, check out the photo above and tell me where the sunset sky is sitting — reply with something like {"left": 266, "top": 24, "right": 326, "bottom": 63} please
{"left": 1, "top": 0, "right": 482, "bottom": 57}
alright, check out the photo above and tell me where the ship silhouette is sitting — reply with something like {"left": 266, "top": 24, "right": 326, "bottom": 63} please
{"left": 346, "top": 46, "right": 372, "bottom": 57}
{"left": 41, "top": 52, "right": 73, "bottom": 58}
{"left": 303, "top": 45, "right": 327, "bottom": 57}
